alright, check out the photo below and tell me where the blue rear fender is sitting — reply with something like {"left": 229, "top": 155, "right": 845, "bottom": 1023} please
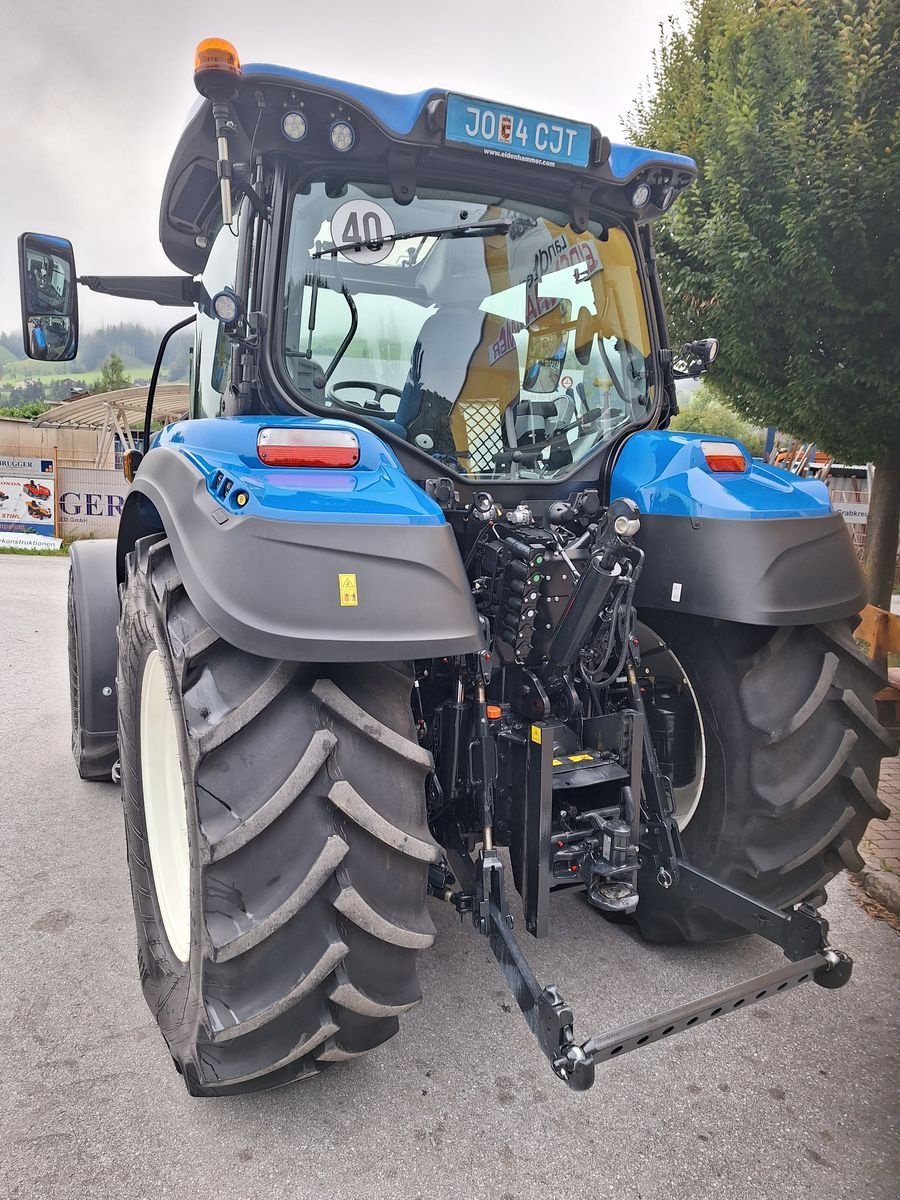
{"left": 154, "top": 415, "right": 446, "bottom": 526}
{"left": 611, "top": 430, "right": 831, "bottom": 519}
{"left": 119, "top": 415, "right": 483, "bottom": 663}
{"left": 610, "top": 430, "right": 864, "bottom": 626}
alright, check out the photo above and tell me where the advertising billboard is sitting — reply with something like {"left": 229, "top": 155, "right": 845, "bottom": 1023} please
{"left": 0, "top": 454, "right": 59, "bottom": 547}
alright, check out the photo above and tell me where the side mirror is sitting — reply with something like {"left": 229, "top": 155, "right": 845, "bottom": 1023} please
{"left": 17, "top": 232, "right": 79, "bottom": 361}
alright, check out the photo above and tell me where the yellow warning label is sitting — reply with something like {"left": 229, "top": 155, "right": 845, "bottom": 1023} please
{"left": 552, "top": 758, "right": 563, "bottom": 766}
{"left": 338, "top": 572, "right": 358, "bottom": 607}
{"left": 531, "top": 725, "right": 542, "bottom": 744}
{"left": 568, "top": 753, "right": 593, "bottom": 763}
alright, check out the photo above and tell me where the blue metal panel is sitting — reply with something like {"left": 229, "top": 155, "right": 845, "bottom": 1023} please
{"left": 153, "top": 416, "right": 445, "bottom": 526}
{"left": 243, "top": 64, "right": 436, "bottom": 136}
{"left": 242, "top": 63, "right": 698, "bottom": 178}
{"left": 607, "top": 144, "right": 697, "bottom": 180}
{"left": 610, "top": 430, "right": 832, "bottom": 520}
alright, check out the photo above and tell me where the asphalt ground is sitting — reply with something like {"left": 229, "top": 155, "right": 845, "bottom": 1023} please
{"left": 1, "top": 554, "right": 898, "bottom": 1200}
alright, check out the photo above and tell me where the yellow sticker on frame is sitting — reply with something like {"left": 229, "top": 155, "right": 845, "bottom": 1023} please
{"left": 530, "top": 725, "right": 542, "bottom": 744}
{"left": 339, "top": 573, "right": 359, "bottom": 607}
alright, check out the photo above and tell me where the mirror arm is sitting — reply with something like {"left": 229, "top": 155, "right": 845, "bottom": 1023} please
{"left": 77, "top": 275, "right": 200, "bottom": 307}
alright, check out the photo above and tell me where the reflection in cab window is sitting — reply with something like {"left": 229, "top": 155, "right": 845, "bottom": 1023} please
{"left": 195, "top": 225, "right": 239, "bottom": 419}
{"left": 281, "top": 184, "right": 654, "bottom": 480}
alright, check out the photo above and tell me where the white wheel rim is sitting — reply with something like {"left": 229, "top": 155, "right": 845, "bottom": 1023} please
{"left": 140, "top": 649, "right": 192, "bottom": 962}
{"left": 637, "top": 626, "right": 707, "bottom": 832}
{"left": 669, "top": 646, "right": 707, "bottom": 831}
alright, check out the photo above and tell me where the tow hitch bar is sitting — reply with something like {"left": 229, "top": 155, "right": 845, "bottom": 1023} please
{"left": 436, "top": 846, "right": 852, "bottom": 1093}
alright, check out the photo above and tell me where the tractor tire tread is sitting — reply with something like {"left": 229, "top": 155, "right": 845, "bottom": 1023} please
{"left": 118, "top": 537, "right": 435, "bottom": 1095}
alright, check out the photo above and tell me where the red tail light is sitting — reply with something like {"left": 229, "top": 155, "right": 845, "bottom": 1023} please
{"left": 257, "top": 428, "right": 360, "bottom": 468}
{"left": 700, "top": 440, "right": 747, "bottom": 473}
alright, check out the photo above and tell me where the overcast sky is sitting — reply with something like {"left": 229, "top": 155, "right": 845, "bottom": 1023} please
{"left": 0, "top": 0, "right": 686, "bottom": 337}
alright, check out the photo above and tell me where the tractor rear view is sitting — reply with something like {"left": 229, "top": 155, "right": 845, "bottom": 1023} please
{"left": 18, "top": 37, "right": 895, "bottom": 1096}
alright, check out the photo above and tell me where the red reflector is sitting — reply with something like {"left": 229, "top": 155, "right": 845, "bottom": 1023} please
{"left": 700, "top": 440, "right": 747, "bottom": 473}
{"left": 257, "top": 428, "right": 360, "bottom": 468}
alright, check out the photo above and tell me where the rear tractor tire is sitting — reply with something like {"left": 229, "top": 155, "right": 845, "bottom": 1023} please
{"left": 117, "top": 535, "right": 440, "bottom": 1095}
{"left": 634, "top": 612, "right": 896, "bottom": 944}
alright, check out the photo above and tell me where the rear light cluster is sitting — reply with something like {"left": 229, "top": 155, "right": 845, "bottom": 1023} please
{"left": 700, "top": 440, "right": 747, "bottom": 473}
{"left": 257, "top": 428, "right": 360, "bottom": 468}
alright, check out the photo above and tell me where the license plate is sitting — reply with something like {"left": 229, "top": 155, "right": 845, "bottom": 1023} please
{"left": 445, "top": 94, "right": 592, "bottom": 169}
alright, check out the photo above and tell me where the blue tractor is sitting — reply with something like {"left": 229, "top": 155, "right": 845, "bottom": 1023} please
{"left": 19, "top": 38, "right": 894, "bottom": 1096}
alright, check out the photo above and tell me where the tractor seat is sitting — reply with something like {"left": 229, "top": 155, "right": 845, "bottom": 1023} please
{"left": 387, "top": 307, "right": 521, "bottom": 474}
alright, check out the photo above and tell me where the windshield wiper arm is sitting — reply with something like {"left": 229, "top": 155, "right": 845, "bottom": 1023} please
{"left": 312, "top": 218, "right": 512, "bottom": 259}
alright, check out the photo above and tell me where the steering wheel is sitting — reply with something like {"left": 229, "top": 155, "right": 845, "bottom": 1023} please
{"left": 328, "top": 380, "right": 403, "bottom": 415}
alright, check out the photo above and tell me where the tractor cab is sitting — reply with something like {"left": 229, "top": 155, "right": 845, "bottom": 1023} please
{"left": 157, "top": 41, "right": 699, "bottom": 494}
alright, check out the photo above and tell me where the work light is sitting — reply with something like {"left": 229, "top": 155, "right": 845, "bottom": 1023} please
{"left": 281, "top": 111, "right": 308, "bottom": 142}
{"left": 329, "top": 121, "right": 356, "bottom": 152}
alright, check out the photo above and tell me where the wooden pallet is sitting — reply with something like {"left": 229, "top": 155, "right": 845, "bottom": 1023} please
{"left": 857, "top": 605, "right": 900, "bottom": 733}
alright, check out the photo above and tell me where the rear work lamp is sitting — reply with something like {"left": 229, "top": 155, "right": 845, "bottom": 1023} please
{"left": 257, "top": 428, "right": 360, "bottom": 468}
{"left": 700, "top": 440, "right": 747, "bottom": 473}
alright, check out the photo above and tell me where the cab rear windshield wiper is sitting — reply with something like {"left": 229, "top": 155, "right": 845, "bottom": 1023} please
{"left": 312, "top": 218, "right": 512, "bottom": 259}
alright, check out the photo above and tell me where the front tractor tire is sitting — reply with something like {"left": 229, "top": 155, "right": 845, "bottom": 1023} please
{"left": 117, "top": 535, "right": 439, "bottom": 1096}
{"left": 635, "top": 612, "right": 895, "bottom": 944}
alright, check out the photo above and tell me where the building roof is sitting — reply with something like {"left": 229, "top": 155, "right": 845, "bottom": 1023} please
{"left": 33, "top": 385, "right": 190, "bottom": 430}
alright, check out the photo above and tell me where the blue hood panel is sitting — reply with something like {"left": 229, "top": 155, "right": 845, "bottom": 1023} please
{"left": 611, "top": 431, "right": 832, "bottom": 520}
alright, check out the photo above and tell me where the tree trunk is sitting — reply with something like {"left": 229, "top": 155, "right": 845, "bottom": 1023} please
{"left": 863, "top": 452, "right": 900, "bottom": 610}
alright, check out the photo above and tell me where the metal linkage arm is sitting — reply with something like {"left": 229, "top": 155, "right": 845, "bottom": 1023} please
{"left": 486, "top": 896, "right": 596, "bottom": 1091}
{"left": 572, "top": 951, "right": 843, "bottom": 1076}
{"left": 664, "top": 861, "right": 830, "bottom": 961}
{"left": 481, "top": 888, "right": 850, "bottom": 1091}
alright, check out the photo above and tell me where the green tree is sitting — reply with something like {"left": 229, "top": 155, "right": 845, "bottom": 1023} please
{"left": 671, "top": 388, "right": 767, "bottom": 458}
{"left": 0, "top": 400, "right": 50, "bottom": 419}
{"left": 93, "top": 352, "right": 133, "bottom": 395}
{"left": 628, "top": 0, "right": 900, "bottom": 606}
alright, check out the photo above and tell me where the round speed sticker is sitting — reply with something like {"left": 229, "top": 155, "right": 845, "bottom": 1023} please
{"left": 329, "top": 200, "right": 396, "bottom": 265}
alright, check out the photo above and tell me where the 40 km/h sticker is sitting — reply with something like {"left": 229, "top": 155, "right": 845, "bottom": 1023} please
{"left": 329, "top": 200, "right": 395, "bottom": 265}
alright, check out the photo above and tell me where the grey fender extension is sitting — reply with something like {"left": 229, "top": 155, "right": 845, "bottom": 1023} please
{"left": 633, "top": 512, "right": 865, "bottom": 625}
{"left": 122, "top": 446, "right": 483, "bottom": 662}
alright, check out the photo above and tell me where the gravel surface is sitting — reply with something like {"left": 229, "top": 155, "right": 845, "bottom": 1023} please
{"left": 1, "top": 554, "right": 898, "bottom": 1200}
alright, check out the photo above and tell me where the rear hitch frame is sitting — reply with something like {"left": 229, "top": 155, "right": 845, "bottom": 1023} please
{"left": 435, "top": 641, "right": 854, "bottom": 1092}
{"left": 441, "top": 833, "right": 852, "bottom": 1092}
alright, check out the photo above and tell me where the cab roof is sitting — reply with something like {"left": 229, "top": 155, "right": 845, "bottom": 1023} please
{"left": 160, "top": 62, "right": 696, "bottom": 274}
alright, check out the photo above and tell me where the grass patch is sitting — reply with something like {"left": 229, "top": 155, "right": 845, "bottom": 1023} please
{"left": 0, "top": 544, "right": 69, "bottom": 556}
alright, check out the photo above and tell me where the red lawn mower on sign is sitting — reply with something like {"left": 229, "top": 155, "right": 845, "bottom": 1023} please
{"left": 26, "top": 499, "right": 52, "bottom": 520}
{"left": 23, "top": 480, "right": 51, "bottom": 500}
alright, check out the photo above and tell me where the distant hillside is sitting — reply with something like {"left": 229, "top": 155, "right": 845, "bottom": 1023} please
{"left": 0, "top": 322, "right": 192, "bottom": 375}
{"left": 0, "top": 322, "right": 191, "bottom": 409}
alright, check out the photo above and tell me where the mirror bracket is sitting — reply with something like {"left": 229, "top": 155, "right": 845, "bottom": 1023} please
{"left": 570, "top": 181, "right": 597, "bottom": 235}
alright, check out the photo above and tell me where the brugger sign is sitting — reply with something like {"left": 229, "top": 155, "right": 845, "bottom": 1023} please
{"left": 0, "top": 454, "right": 59, "bottom": 545}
